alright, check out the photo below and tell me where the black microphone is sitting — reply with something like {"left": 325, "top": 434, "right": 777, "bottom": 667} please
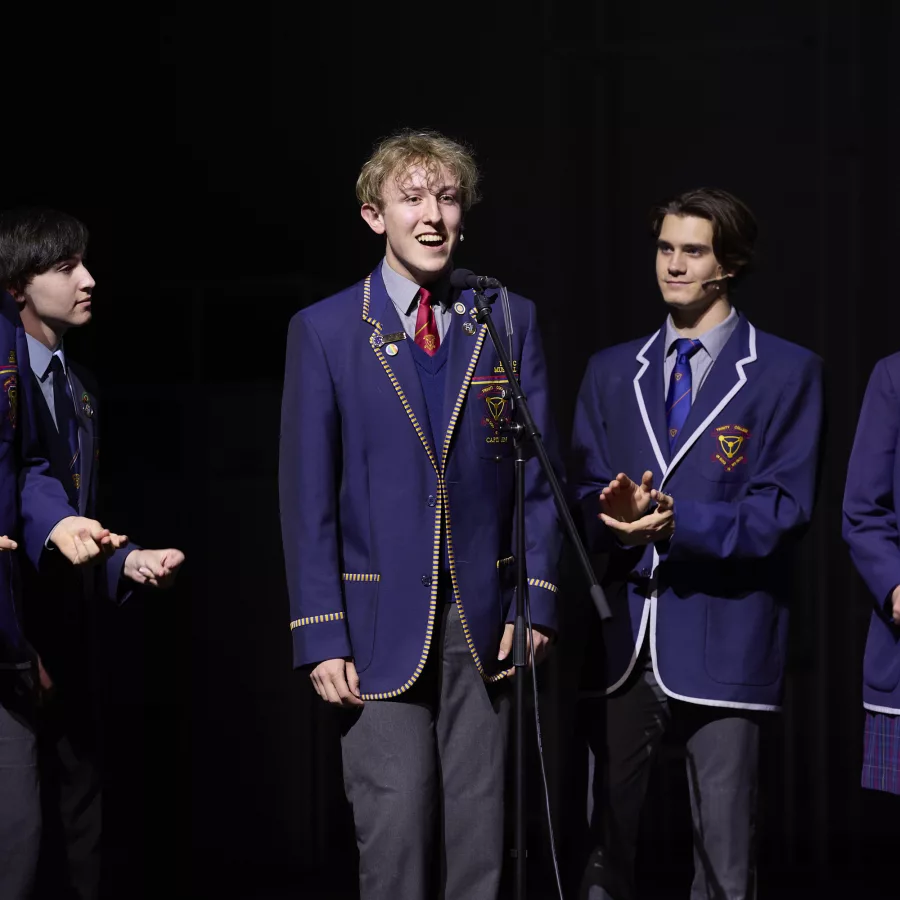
{"left": 450, "top": 268, "right": 503, "bottom": 291}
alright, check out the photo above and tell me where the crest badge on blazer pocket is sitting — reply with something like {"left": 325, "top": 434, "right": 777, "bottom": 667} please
{"left": 0, "top": 363, "right": 17, "bottom": 430}
{"left": 473, "top": 378, "right": 511, "bottom": 445}
{"left": 471, "top": 360, "right": 520, "bottom": 448}
{"left": 710, "top": 423, "right": 751, "bottom": 472}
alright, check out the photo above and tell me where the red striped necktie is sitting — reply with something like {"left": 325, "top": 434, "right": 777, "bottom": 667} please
{"left": 414, "top": 288, "right": 440, "bottom": 356}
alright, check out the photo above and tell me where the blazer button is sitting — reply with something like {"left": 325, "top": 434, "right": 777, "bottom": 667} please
{"left": 421, "top": 575, "right": 432, "bottom": 587}
{"left": 427, "top": 495, "right": 437, "bottom": 507}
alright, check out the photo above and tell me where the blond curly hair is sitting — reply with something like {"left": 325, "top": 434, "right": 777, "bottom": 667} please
{"left": 356, "top": 129, "right": 480, "bottom": 212}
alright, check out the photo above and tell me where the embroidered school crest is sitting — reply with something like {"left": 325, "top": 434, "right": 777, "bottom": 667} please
{"left": 711, "top": 424, "right": 751, "bottom": 472}
{"left": 3, "top": 375, "right": 17, "bottom": 428}
{"left": 471, "top": 374, "right": 514, "bottom": 445}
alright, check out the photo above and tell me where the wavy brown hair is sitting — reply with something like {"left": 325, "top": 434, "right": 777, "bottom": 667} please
{"left": 650, "top": 187, "right": 758, "bottom": 286}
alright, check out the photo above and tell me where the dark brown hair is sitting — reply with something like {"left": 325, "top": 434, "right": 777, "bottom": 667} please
{"left": 0, "top": 207, "right": 89, "bottom": 294}
{"left": 650, "top": 187, "right": 758, "bottom": 286}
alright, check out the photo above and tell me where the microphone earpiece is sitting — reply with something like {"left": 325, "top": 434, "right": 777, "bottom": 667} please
{"left": 701, "top": 273, "right": 733, "bottom": 289}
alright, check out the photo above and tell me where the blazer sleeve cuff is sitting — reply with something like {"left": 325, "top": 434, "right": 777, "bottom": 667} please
{"left": 880, "top": 583, "right": 900, "bottom": 620}
{"left": 505, "top": 578, "right": 559, "bottom": 632}
{"left": 111, "top": 544, "right": 138, "bottom": 605}
{"left": 291, "top": 612, "right": 352, "bottom": 668}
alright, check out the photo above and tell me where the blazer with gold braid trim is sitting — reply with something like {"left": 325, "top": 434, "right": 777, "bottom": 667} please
{"left": 279, "top": 269, "right": 561, "bottom": 699}
{"left": 572, "top": 314, "right": 824, "bottom": 710}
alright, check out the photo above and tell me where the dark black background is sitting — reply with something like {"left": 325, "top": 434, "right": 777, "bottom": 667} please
{"left": 10, "top": 2, "right": 899, "bottom": 897}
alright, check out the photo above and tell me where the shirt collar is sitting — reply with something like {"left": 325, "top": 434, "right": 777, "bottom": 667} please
{"left": 25, "top": 332, "right": 66, "bottom": 381}
{"left": 380, "top": 258, "right": 452, "bottom": 316}
{"left": 664, "top": 305, "right": 739, "bottom": 363}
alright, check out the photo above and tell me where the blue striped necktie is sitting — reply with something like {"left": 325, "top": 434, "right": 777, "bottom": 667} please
{"left": 666, "top": 338, "right": 703, "bottom": 452}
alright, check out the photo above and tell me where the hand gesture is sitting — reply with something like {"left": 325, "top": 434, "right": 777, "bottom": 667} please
{"left": 599, "top": 485, "right": 676, "bottom": 547}
{"left": 599, "top": 471, "right": 655, "bottom": 524}
{"left": 49, "top": 517, "right": 128, "bottom": 565}
{"left": 123, "top": 548, "right": 185, "bottom": 588}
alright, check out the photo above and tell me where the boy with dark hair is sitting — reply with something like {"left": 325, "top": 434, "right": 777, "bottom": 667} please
{"left": 0, "top": 206, "right": 185, "bottom": 900}
{"left": 0, "top": 249, "right": 126, "bottom": 898}
{"left": 573, "top": 187, "right": 824, "bottom": 899}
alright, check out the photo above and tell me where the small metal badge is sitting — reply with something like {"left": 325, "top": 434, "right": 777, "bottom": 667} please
{"left": 385, "top": 344, "right": 399, "bottom": 357}
{"left": 382, "top": 331, "right": 406, "bottom": 344}
{"left": 463, "top": 321, "right": 476, "bottom": 335}
{"left": 370, "top": 332, "right": 385, "bottom": 349}
{"left": 454, "top": 301, "right": 466, "bottom": 315}
{"left": 82, "top": 392, "right": 94, "bottom": 418}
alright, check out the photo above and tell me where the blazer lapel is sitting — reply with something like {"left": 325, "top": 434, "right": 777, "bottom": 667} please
{"left": 439, "top": 291, "right": 485, "bottom": 469}
{"left": 29, "top": 371, "right": 68, "bottom": 482}
{"left": 362, "top": 271, "right": 438, "bottom": 470}
{"left": 664, "top": 315, "right": 757, "bottom": 483}
{"left": 67, "top": 365, "right": 94, "bottom": 516}
{"left": 632, "top": 329, "right": 671, "bottom": 477}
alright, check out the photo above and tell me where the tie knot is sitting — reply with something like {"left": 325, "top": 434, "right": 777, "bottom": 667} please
{"left": 417, "top": 287, "right": 432, "bottom": 308}
{"left": 48, "top": 354, "right": 64, "bottom": 375}
{"left": 673, "top": 338, "right": 702, "bottom": 361}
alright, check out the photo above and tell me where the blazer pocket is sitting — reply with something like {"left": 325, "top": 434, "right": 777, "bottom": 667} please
{"left": 697, "top": 423, "right": 755, "bottom": 484}
{"left": 698, "top": 462, "right": 752, "bottom": 487}
{"left": 704, "top": 594, "right": 782, "bottom": 686}
{"left": 468, "top": 377, "right": 515, "bottom": 459}
{"left": 863, "top": 615, "right": 900, "bottom": 693}
{"left": 342, "top": 573, "right": 381, "bottom": 673}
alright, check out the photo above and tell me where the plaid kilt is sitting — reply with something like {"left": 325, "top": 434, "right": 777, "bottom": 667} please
{"left": 862, "top": 710, "right": 900, "bottom": 795}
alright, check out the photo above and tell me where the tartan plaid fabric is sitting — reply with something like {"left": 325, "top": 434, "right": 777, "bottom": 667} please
{"left": 862, "top": 710, "right": 900, "bottom": 795}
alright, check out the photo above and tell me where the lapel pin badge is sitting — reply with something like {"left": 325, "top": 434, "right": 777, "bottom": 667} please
{"left": 385, "top": 344, "right": 399, "bottom": 357}
{"left": 81, "top": 393, "right": 94, "bottom": 418}
{"left": 453, "top": 301, "right": 466, "bottom": 316}
{"left": 463, "top": 321, "right": 476, "bottom": 335}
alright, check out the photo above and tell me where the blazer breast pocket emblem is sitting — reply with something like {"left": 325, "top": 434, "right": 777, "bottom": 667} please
{"left": 2, "top": 373, "right": 16, "bottom": 428}
{"left": 472, "top": 376, "right": 515, "bottom": 445}
{"left": 711, "top": 424, "right": 751, "bottom": 472}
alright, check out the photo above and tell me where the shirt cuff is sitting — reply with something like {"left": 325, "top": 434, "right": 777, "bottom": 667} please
{"left": 884, "top": 586, "right": 897, "bottom": 620}
{"left": 44, "top": 518, "right": 67, "bottom": 550}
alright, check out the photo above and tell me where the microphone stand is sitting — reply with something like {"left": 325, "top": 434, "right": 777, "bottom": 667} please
{"left": 472, "top": 288, "right": 611, "bottom": 900}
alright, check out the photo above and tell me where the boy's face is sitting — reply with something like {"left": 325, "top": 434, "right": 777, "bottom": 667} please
{"left": 655, "top": 214, "right": 729, "bottom": 312}
{"left": 19, "top": 254, "right": 95, "bottom": 333}
{"left": 361, "top": 163, "right": 462, "bottom": 285}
